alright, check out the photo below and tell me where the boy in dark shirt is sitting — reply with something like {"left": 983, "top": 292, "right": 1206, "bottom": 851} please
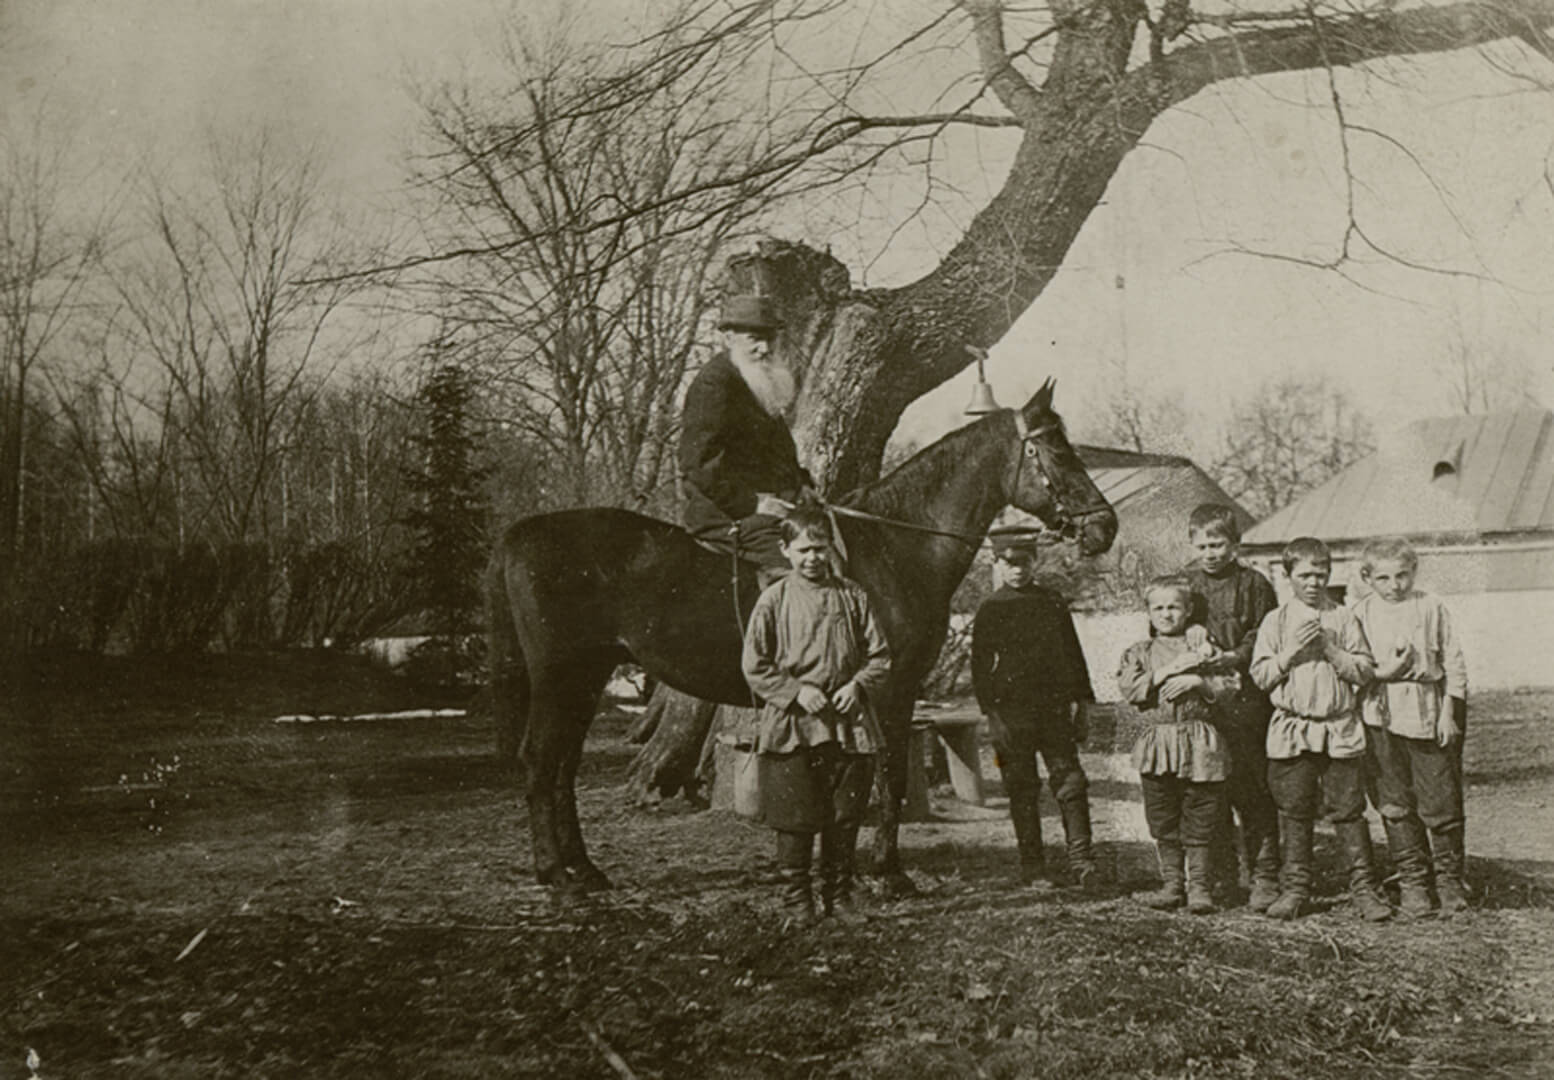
{"left": 1182, "top": 504, "right": 1282, "bottom": 911}
{"left": 972, "top": 528, "right": 1097, "bottom": 889}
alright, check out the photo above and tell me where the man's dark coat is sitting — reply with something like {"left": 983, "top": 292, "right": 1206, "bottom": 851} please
{"left": 678, "top": 354, "right": 810, "bottom": 538}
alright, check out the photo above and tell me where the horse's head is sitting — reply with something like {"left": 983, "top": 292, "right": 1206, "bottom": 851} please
{"left": 1004, "top": 380, "right": 1118, "bottom": 557}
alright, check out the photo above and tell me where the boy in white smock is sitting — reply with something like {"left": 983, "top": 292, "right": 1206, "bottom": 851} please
{"left": 1352, "top": 537, "right": 1469, "bottom": 917}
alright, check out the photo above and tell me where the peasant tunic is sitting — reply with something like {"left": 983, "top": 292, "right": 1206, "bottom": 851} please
{"left": 741, "top": 572, "right": 891, "bottom": 755}
{"left": 1352, "top": 590, "right": 1467, "bottom": 741}
{"left": 1250, "top": 599, "right": 1375, "bottom": 760}
{"left": 1115, "top": 636, "right": 1231, "bottom": 783}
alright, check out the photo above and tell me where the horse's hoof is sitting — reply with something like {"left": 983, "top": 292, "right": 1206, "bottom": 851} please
{"left": 574, "top": 866, "right": 613, "bottom": 893}
{"left": 876, "top": 871, "right": 919, "bottom": 899}
{"left": 536, "top": 865, "right": 570, "bottom": 888}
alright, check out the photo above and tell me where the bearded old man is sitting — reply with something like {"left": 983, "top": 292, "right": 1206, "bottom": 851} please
{"left": 679, "top": 295, "right": 814, "bottom": 574}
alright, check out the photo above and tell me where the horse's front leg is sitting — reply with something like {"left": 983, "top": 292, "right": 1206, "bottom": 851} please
{"left": 869, "top": 700, "right": 918, "bottom": 897}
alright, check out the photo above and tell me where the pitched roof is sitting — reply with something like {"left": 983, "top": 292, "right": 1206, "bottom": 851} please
{"left": 1243, "top": 409, "right": 1554, "bottom": 545}
{"left": 1075, "top": 445, "right": 1253, "bottom": 531}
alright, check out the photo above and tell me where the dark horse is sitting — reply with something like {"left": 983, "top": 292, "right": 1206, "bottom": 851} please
{"left": 487, "top": 381, "right": 1117, "bottom": 896}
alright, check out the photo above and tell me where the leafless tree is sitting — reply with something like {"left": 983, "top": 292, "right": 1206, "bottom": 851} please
{"left": 15, "top": 135, "right": 406, "bottom": 651}
{"left": 380, "top": 0, "right": 1554, "bottom": 497}
{"left": 0, "top": 120, "right": 104, "bottom": 564}
{"left": 1210, "top": 374, "right": 1375, "bottom": 519}
{"left": 106, "top": 133, "right": 374, "bottom": 546}
{"left": 1086, "top": 355, "right": 1195, "bottom": 457}
{"left": 1431, "top": 303, "right": 1544, "bottom": 413}
{"left": 382, "top": 0, "right": 1554, "bottom": 794}
{"left": 408, "top": 16, "right": 793, "bottom": 513}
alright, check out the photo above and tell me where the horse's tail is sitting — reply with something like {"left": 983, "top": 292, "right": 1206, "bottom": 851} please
{"left": 485, "top": 549, "right": 529, "bottom": 768}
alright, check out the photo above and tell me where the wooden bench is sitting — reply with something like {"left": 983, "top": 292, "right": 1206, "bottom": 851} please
{"left": 904, "top": 710, "right": 986, "bottom": 821}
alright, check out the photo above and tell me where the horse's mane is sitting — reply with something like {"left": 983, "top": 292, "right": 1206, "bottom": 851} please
{"left": 840, "top": 409, "right": 1013, "bottom": 520}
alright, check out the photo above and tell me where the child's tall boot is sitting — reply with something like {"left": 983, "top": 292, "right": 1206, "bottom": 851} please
{"left": 819, "top": 823, "right": 862, "bottom": 919}
{"left": 1010, "top": 788, "right": 1055, "bottom": 892}
{"left": 775, "top": 831, "right": 818, "bottom": 928}
{"left": 1383, "top": 814, "right": 1436, "bottom": 919}
{"left": 1144, "top": 840, "right": 1185, "bottom": 910}
{"left": 1430, "top": 822, "right": 1470, "bottom": 916}
{"left": 1059, "top": 795, "right": 1099, "bottom": 888}
{"left": 1337, "top": 820, "right": 1392, "bottom": 922}
{"left": 1266, "top": 814, "right": 1312, "bottom": 920}
{"left": 1246, "top": 818, "right": 1283, "bottom": 914}
{"left": 1185, "top": 844, "right": 1216, "bottom": 914}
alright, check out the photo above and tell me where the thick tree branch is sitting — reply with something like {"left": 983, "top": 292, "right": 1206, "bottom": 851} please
{"left": 959, "top": 0, "right": 1046, "bottom": 120}
{"left": 1157, "top": 0, "right": 1554, "bottom": 92}
{"left": 878, "top": 0, "right": 1554, "bottom": 392}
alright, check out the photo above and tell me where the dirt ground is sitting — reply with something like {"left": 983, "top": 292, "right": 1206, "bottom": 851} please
{"left": 3, "top": 653, "right": 1553, "bottom": 1079}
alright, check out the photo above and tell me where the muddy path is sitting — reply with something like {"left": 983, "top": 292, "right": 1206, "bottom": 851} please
{"left": 3, "top": 654, "right": 1552, "bottom": 1078}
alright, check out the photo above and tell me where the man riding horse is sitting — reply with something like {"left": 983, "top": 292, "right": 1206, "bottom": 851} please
{"left": 679, "top": 294, "right": 814, "bottom": 576}
{"left": 488, "top": 316, "right": 1118, "bottom": 898}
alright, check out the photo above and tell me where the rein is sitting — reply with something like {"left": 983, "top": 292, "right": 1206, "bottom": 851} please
{"left": 724, "top": 407, "right": 1110, "bottom": 628}
{"left": 825, "top": 503, "right": 983, "bottom": 545}
{"left": 827, "top": 408, "right": 1108, "bottom": 548}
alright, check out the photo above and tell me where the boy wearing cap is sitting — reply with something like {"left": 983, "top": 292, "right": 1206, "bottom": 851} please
{"left": 679, "top": 295, "right": 814, "bottom": 573}
{"left": 971, "top": 528, "right": 1098, "bottom": 888}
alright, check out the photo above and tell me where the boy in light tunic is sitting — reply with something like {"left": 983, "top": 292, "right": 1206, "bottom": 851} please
{"left": 1250, "top": 537, "right": 1389, "bottom": 922}
{"left": 1352, "top": 537, "right": 1470, "bottom": 917}
{"left": 742, "top": 507, "right": 891, "bottom": 925}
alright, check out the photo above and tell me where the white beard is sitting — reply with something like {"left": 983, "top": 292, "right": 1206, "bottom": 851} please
{"left": 732, "top": 356, "right": 797, "bottom": 417}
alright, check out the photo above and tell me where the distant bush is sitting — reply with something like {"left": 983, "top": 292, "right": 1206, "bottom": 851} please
{"left": 278, "top": 540, "right": 411, "bottom": 648}
{"left": 400, "top": 634, "right": 484, "bottom": 690}
{"left": 6, "top": 536, "right": 415, "bottom": 656}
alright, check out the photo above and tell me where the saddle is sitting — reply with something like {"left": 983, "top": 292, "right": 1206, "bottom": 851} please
{"left": 688, "top": 510, "right": 851, "bottom": 598}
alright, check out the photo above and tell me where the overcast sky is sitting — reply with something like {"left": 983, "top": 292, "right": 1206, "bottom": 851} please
{"left": 8, "top": 0, "right": 1554, "bottom": 460}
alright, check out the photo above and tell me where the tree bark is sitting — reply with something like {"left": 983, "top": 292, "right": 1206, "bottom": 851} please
{"left": 624, "top": 687, "right": 720, "bottom": 804}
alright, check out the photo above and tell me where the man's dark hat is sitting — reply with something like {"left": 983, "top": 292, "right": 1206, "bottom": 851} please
{"left": 718, "top": 295, "right": 782, "bottom": 332}
{"left": 989, "top": 524, "right": 1041, "bottom": 558}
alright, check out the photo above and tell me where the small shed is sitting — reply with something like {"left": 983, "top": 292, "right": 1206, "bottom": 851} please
{"left": 1241, "top": 408, "right": 1554, "bottom": 690}
{"left": 1077, "top": 445, "right": 1255, "bottom": 602}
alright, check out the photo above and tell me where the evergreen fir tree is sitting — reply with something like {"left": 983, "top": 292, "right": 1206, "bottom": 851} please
{"left": 402, "top": 350, "right": 490, "bottom": 639}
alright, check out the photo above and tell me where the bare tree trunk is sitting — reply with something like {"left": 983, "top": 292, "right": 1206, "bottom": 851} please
{"left": 623, "top": 687, "right": 721, "bottom": 804}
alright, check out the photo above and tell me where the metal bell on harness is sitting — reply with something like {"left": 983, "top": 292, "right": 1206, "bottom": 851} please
{"left": 962, "top": 343, "right": 1002, "bottom": 415}
{"left": 965, "top": 379, "right": 1001, "bottom": 415}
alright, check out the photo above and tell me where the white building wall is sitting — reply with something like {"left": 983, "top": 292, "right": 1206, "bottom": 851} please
{"left": 1420, "top": 590, "right": 1554, "bottom": 691}
{"left": 1241, "top": 549, "right": 1553, "bottom": 692}
{"left": 1073, "top": 611, "right": 1150, "bottom": 703}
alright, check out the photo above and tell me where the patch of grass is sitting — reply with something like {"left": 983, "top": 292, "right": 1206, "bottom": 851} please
{"left": 1463, "top": 689, "right": 1554, "bottom": 787}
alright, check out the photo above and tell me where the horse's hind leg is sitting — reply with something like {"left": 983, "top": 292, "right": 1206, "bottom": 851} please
{"left": 520, "top": 675, "right": 571, "bottom": 889}
{"left": 524, "top": 659, "right": 614, "bottom": 896}
{"left": 554, "top": 661, "right": 616, "bottom": 892}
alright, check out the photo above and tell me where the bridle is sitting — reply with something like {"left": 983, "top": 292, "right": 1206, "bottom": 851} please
{"left": 825, "top": 408, "right": 1110, "bottom": 547}
{"left": 726, "top": 407, "right": 1108, "bottom": 629}
{"left": 1011, "top": 408, "right": 1113, "bottom": 543}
